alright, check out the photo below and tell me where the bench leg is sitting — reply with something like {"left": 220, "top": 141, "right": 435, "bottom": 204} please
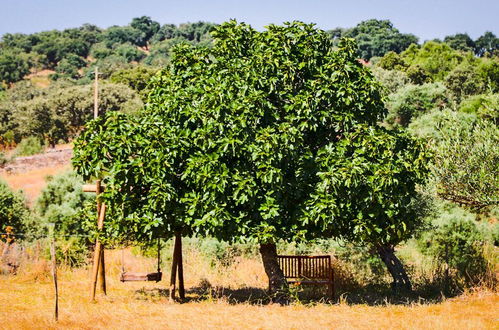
{"left": 329, "top": 270, "right": 335, "bottom": 300}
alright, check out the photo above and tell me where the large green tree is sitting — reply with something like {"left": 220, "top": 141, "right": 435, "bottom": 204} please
{"left": 73, "top": 21, "right": 430, "bottom": 298}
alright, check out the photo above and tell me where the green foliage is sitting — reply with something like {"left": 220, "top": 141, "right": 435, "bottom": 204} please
{"left": 36, "top": 171, "right": 93, "bottom": 236}
{"left": 410, "top": 110, "right": 499, "bottom": 210}
{"left": 444, "top": 33, "right": 475, "bottom": 52}
{"left": 474, "top": 31, "right": 499, "bottom": 57}
{"left": 109, "top": 66, "right": 157, "bottom": 100}
{"left": 399, "top": 42, "right": 470, "bottom": 81}
{"left": 0, "top": 180, "right": 29, "bottom": 233}
{"left": 74, "top": 21, "right": 430, "bottom": 264}
{"left": 458, "top": 93, "right": 499, "bottom": 123}
{"left": 130, "top": 16, "right": 160, "bottom": 48}
{"left": 306, "top": 125, "right": 431, "bottom": 247}
{"left": 418, "top": 210, "right": 487, "bottom": 284}
{"left": 386, "top": 83, "right": 449, "bottom": 126}
{"left": 114, "top": 43, "right": 146, "bottom": 63}
{"left": 370, "top": 67, "right": 410, "bottom": 95}
{"left": 55, "top": 54, "right": 87, "bottom": 79}
{"left": 477, "top": 57, "right": 499, "bottom": 93}
{"left": 339, "top": 19, "right": 418, "bottom": 60}
{"left": 14, "top": 136, "right": 44, "bottom": 156}
{"left": 377, "top": 51, "right": 407, "bottom": 71}
{"left": 444, "top": 64, "right": 486, "bottom": 103}
{"left": 0, "top": 49, "right": 31, "bottom": 84}
{"left": 7, "top": 83, "right": 143, "bottom": 144}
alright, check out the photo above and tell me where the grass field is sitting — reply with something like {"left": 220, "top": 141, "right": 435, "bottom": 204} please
{"left": 1, "top": 249, "right": 497, "bottom": 330}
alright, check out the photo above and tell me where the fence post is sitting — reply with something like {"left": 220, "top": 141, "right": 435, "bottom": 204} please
{"left": 48, "top": 223, "right": 58, "bottom": 321}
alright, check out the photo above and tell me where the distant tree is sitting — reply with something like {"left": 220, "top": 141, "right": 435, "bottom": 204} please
{"left": 444, "top": 33, "right": 475, "bottom": 52}
{"left": 103, "top": 26, "right": 143, "bottom": 48}
{"left": 12, "top": 83, "right": 143, "bottom": 144}
{"left": 343, "top": 19, "right": 418, "bottom": 60}
{"left": 474, "top": 31, "right": 499, "bottom": 57}
{"left": 444, "top": 64, "right": 486, "bottom": 103}
{"left": 400, "top": 41, "right": 469, "bottom": 81}
{"left": 36, "top": 171, "right": 93, "bottom": 236}
{"left": 151, "top": 24, "right": 177, "bottom": 43}
{"left": 0, "top": 50, "right": 30, "bottom": 85}
{"left": 459, "top": 93, "right": 499, "bottom": 123}
{"left": 114, "top": 43, "right": 146, "bottom": 62}
{"left": 130, "top": 16, "right": 160, "bottom": 48}
{"left": 377, "top": 51, "right": 407, "bottom": 70}
{"left": 109, "top": 66, "right": 157, "bottom": 99}
{"left": 55, "top": 54, "right": 87, "bottom": 78}
{"left": 477, "top": 57, "right": 499, "bottom": 93}
{"left": 175, "top": 21, "right": 216, "bottom": 42}
{"left": 371, "top": 67, "right": 410, "bottom": 95}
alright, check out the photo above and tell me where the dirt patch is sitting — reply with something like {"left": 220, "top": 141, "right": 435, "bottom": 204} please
{"left": 1, "top": 148, "right": 72, "bottom": 174}
{"left": 0, "top": 147, "right": 73, "bottom": 205}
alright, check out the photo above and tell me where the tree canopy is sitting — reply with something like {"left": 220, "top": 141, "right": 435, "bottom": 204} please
{"left": 73, "top": 21, "right": 430, "bottom": 293}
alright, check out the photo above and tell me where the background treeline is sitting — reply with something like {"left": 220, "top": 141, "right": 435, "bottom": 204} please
{"left": 0, "top": 18, "right": 497, "bottom": 295}
{"left": 0, "top": 17, "right": 498, "bottom": 150}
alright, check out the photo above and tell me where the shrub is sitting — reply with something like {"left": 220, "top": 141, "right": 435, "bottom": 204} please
{"left": 13, "top": 136, "right": 44, "bottom": 157}
{"left": 36, "top": 171, "right": 93, "bottom": 236}
{"left": 418, "top": 209, "right": 487, "bottom": 285}
{"left": 371, "top": 67, "right": 410, "bottom": 95}
{"left": 0, "top": 180, "right": 30, "bottom": 234}
{"left": 444, "top": 64, "right": 486, "bottom": 103}
{"left": 459, "top": 93, "right": 499, "bottom": 123}
{"left": 386, "top": 82, "right": 449, "bottom": 126}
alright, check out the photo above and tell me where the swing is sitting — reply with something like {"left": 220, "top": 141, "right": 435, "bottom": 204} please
{"left": 120, "top": 239, "right": 162, "bottom": 282}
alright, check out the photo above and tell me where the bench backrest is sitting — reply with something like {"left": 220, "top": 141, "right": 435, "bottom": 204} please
{"left": 277, "top": 255, "right": 331, "bottom": 279}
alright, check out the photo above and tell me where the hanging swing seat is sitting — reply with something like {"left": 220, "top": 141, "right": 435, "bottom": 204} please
{"left": 120, "top": 271, "right": 162, "bottom": 282}
{"left": 120, "top": 239, "right": 163, "bottom": 283}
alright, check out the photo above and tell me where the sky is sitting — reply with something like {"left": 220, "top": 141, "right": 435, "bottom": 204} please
{"left": 0, "top": 0, "right": 498, "bottom": 41}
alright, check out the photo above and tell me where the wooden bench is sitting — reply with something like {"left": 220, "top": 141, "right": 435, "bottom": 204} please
{"left": 276, "top": 255, "right": 334, "bottom": 299}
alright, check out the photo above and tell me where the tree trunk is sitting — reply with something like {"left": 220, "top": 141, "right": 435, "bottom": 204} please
{"left": 377, "top": 245, "right": 412, "bottom": 292}
{"left": 259, "top": 243, "right": 289, "bottom": 304}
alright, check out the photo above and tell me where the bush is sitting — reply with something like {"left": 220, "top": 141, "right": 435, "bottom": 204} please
{"left": 36, "top": 171, "right": 93, "bottom": 236}
{"left": 14, "top": 136, "right": 44, "bottom": 157}
{"left": 0, "top": 180, "right": 30, "bottom": 234}
{"left": 386, "top": 82, "right": 449, "bottom": 126}
{"left": 371, "top": 67, "right": 410, "bottom": 95}
{"left": 418, "top": 209, "right": 488, "bottom": 285}
{"left": 459, "top": 93, "right": 499, "bottom": 123}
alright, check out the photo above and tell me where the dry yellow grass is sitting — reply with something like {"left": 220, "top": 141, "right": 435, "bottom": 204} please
{"left": 1, "top": 249, "right": 497, "bottom": 330}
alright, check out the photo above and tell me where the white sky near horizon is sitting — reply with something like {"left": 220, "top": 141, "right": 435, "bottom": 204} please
{"left": 0, "top": 0, "right": 498, "bottom": 42}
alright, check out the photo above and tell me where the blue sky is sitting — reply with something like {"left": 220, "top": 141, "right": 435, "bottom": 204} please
{"left": 1, "top": 0, "right": 498, "bottom": 41}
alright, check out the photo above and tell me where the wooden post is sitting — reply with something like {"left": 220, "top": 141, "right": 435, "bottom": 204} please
{"left": 96, "top": 181, "right": 106, "bottom": 295}
{"left": 48, "top": 223, "right": 58, "bottom": 321}
{"left": 90, "top": 204, "right": 106, "bottom": 301}
{"left": 177, "top": 232, "right": 185, "bottom": 300}
{"left": 169, "top": 234, "right": 180, "bottom": 301}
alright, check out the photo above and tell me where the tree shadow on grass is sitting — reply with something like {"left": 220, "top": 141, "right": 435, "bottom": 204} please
{"left": 134, "top": 281, "right": 459, "bottom": 306}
